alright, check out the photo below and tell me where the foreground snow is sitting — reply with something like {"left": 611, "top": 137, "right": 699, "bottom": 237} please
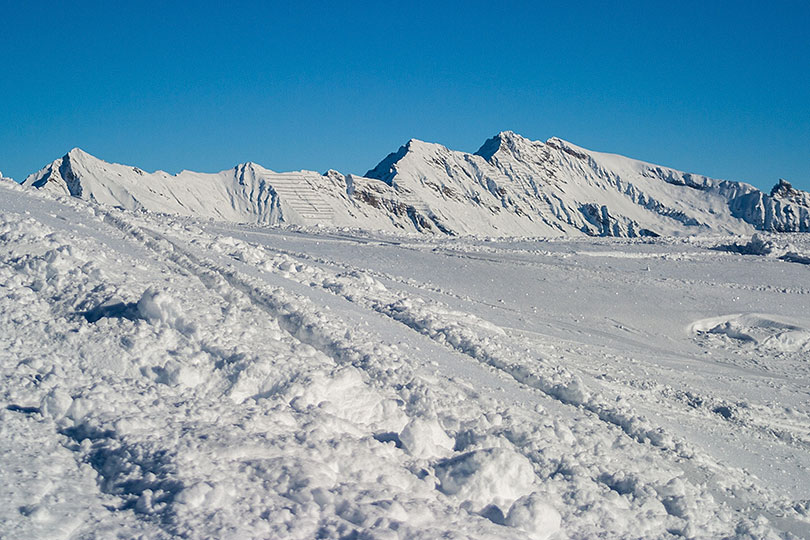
{"left": 1, "top": 181, "right": 809, "bottom": 539}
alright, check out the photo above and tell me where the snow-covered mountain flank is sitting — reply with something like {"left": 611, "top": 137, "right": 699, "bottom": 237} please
{"left": 21, "top": 133, "right": 810, "bottom": 237}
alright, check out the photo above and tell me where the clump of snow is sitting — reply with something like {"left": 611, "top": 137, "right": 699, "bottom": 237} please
{"left": 732, "top": 233, "right": 810, "bottom": 261}
{"left": 40, "top": 388, "right": 73, "bottom": 420}
{"left": 286, "top": 367, "right": 408, "bottom": 431}
{"left": 399, "top": 417, "right": 454, "bottom": 459}
{"left": 137, "top": 286, "right": 196, "bottom": 335}
{"left": 690, "top": 313, "right": 810, "bottom": 353}
{"left": 434, "top": 447, "right": 535, "bottom": 514}
{"left": 504, "top": 492, "right": 562, "bottom": 540}
{"left": 738, "top": 233, "right": 782, "bottom": 256}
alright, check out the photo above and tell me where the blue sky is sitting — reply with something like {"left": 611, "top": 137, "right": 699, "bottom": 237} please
{"left": 1, "top": 1, "right": 808, "bottom": 191}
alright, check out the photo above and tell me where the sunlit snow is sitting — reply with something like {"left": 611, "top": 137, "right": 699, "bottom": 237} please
{"left": 2, "top": 160, "right": 810, "bottom": 538}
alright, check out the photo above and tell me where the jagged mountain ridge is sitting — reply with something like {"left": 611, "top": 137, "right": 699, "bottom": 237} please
{"left": 20, "top": 133, "right": 810, "bottom": 236}
{"left": 21, "top": 148, "right": 417, "bottom": 231}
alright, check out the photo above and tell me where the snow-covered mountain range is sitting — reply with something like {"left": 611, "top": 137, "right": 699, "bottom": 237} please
{"left": 19, "top": 132, "right": 810, "bottom": 237}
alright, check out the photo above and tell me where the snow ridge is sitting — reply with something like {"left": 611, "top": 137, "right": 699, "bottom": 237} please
{"left": 19, "top": 134, "right": 810, "bottom": 237}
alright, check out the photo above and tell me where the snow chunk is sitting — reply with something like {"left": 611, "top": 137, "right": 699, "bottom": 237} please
{"left": 505, "top": 493, "right": 562, "bottom": 540}
{"left": 690, "top": 313, "right": 810, "bottom": 353}
{"left": 137, "top": 287, "right": 196, "bottom": 334}
{"left": 288, "top": 368, "right": 407, "bottom": 431}
{"left": 174, "top": 482, "right": 215, "bottom": 509}
{"left": 40, "top": 388, "right": 73, "bottom": 420}
{"left": 434, "top": 447, "right": 535, "bottom": 514}
{"left": 399, "top": 418, "right": 454, "bottom": 459}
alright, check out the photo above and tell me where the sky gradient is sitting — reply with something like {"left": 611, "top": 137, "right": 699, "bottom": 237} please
{"left": 2, "top": 1, "right": 808, "bottom": 191}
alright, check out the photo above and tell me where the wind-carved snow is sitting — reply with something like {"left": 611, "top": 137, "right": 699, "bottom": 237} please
{"left": 3, "top": 180, "right": 810, "bottom": 538}
{"left": 20, "top": 133, "right": 810, "bottom": 238}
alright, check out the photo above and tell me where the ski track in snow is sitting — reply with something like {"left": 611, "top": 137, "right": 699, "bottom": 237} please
{"left": 2, "top": 182, "right": 810, "bottom": 539}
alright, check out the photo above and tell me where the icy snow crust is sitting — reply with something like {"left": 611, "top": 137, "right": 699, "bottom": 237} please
{"left": 2, "top": 181, "right": 810, "bottom": 539}
{"left": 21, "top": 133, "right": 810, "bottom": 238}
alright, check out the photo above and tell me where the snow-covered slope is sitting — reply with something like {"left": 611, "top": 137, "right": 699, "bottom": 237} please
{"left": 20, "top": 134, "right": 810, "bottom": 237}
{"left": 3, "top": 180, "right": 810, "bottom": 538}
{"left": 21, "top": 149, "right": 428, "bottom": 232}
{"left": 366, "top": 131, "right": 810, "bottom": 236}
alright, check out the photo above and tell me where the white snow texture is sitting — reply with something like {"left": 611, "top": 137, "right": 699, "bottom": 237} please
{"left": 2, "top": 137, "right": 810, "bottom": 539}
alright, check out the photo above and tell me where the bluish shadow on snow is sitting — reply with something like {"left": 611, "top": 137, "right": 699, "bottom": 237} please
{"left": 780, "top": 252, "right": 810, "bottom": 265}
{"left": 711, "top": 236, "right": 810, "bottom": 266}
{"left": 81, "top": 302, "right": 141, "bottom": 323}
{"left": 372, "top": 432, "right": 403, "bottom": 448}
{"left": 6, "top": 404, "right": 40, "bottom": 414}
{"left": 479, "top": 504, "right": 506, "bottom": 525}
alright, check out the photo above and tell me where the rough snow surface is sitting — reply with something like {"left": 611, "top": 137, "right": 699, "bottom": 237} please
{"left": 2, "top": 181, "right": 810, "bottom": 539}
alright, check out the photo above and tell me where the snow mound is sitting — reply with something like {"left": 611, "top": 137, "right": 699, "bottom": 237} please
{"left": 726, "top": 234, "right": 810, "bottom": 264}
{"left": 287, "top": 367, "right": 408, "bottom": 431}
{"left": 690, "top": 313, "right": 810, "bottom": 353}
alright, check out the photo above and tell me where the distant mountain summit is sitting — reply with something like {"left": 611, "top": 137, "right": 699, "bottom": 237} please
{"left": 20, "top": 133, "right": 810, "bottom": 237}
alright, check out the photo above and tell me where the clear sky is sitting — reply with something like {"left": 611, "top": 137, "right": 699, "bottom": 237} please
{"left": 1, "top": 1, "right": 808, "bottom": 191}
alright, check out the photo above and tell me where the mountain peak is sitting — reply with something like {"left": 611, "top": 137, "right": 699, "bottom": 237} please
{"left": 404, "top": 138, "right": 449, "bottom": 154}
{"left": 65, "top": 147, "right": 94, "bottom": 161}
{"left": 62, "top": 148, "right": 110, "bottom": 171}
{"left": 771, "top": 178, "right": 794, "bottom": 196}
{"left": 236, "top": 161, "right": 261, "bottom": 170}
{"left": 769, "top": 179, "right": 810, "bottom": 207}
{"left": 496, "top": 130, "right": 523, "bottom": 141}
{"left": 365, "top": 138, "right": 448, "bottom": 183}
{"left": 475, "top": 131, "right": 537, "bottom": 161}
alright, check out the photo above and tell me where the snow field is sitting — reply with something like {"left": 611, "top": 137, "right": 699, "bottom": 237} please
{"left": 2, "top": 182, "right": 809, "bottom": 538}
{"left": 1, "top": 189, "right": 561, "bottom": 538}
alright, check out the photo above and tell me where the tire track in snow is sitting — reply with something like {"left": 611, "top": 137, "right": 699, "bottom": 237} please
{"left": 97, "top": 211, "right": 414, "bottom": 385}
{"left": 196, "top": 225, "right": 810, "bottom": 530}
{"left": 210, "top": 228, "right": 710, "bottom": 451}
{"left": 201, "top": 225, "right": 693, "bottom": 456}
{"left": 100, "top": 210, "right": 810, "bottom": 535}
{"left": 203, "top": 222, "right": 803, "bottom": 459}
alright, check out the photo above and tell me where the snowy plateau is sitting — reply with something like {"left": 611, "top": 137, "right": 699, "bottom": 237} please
{"left": 1, "top": 133, "right": 810, "bottom": 539}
